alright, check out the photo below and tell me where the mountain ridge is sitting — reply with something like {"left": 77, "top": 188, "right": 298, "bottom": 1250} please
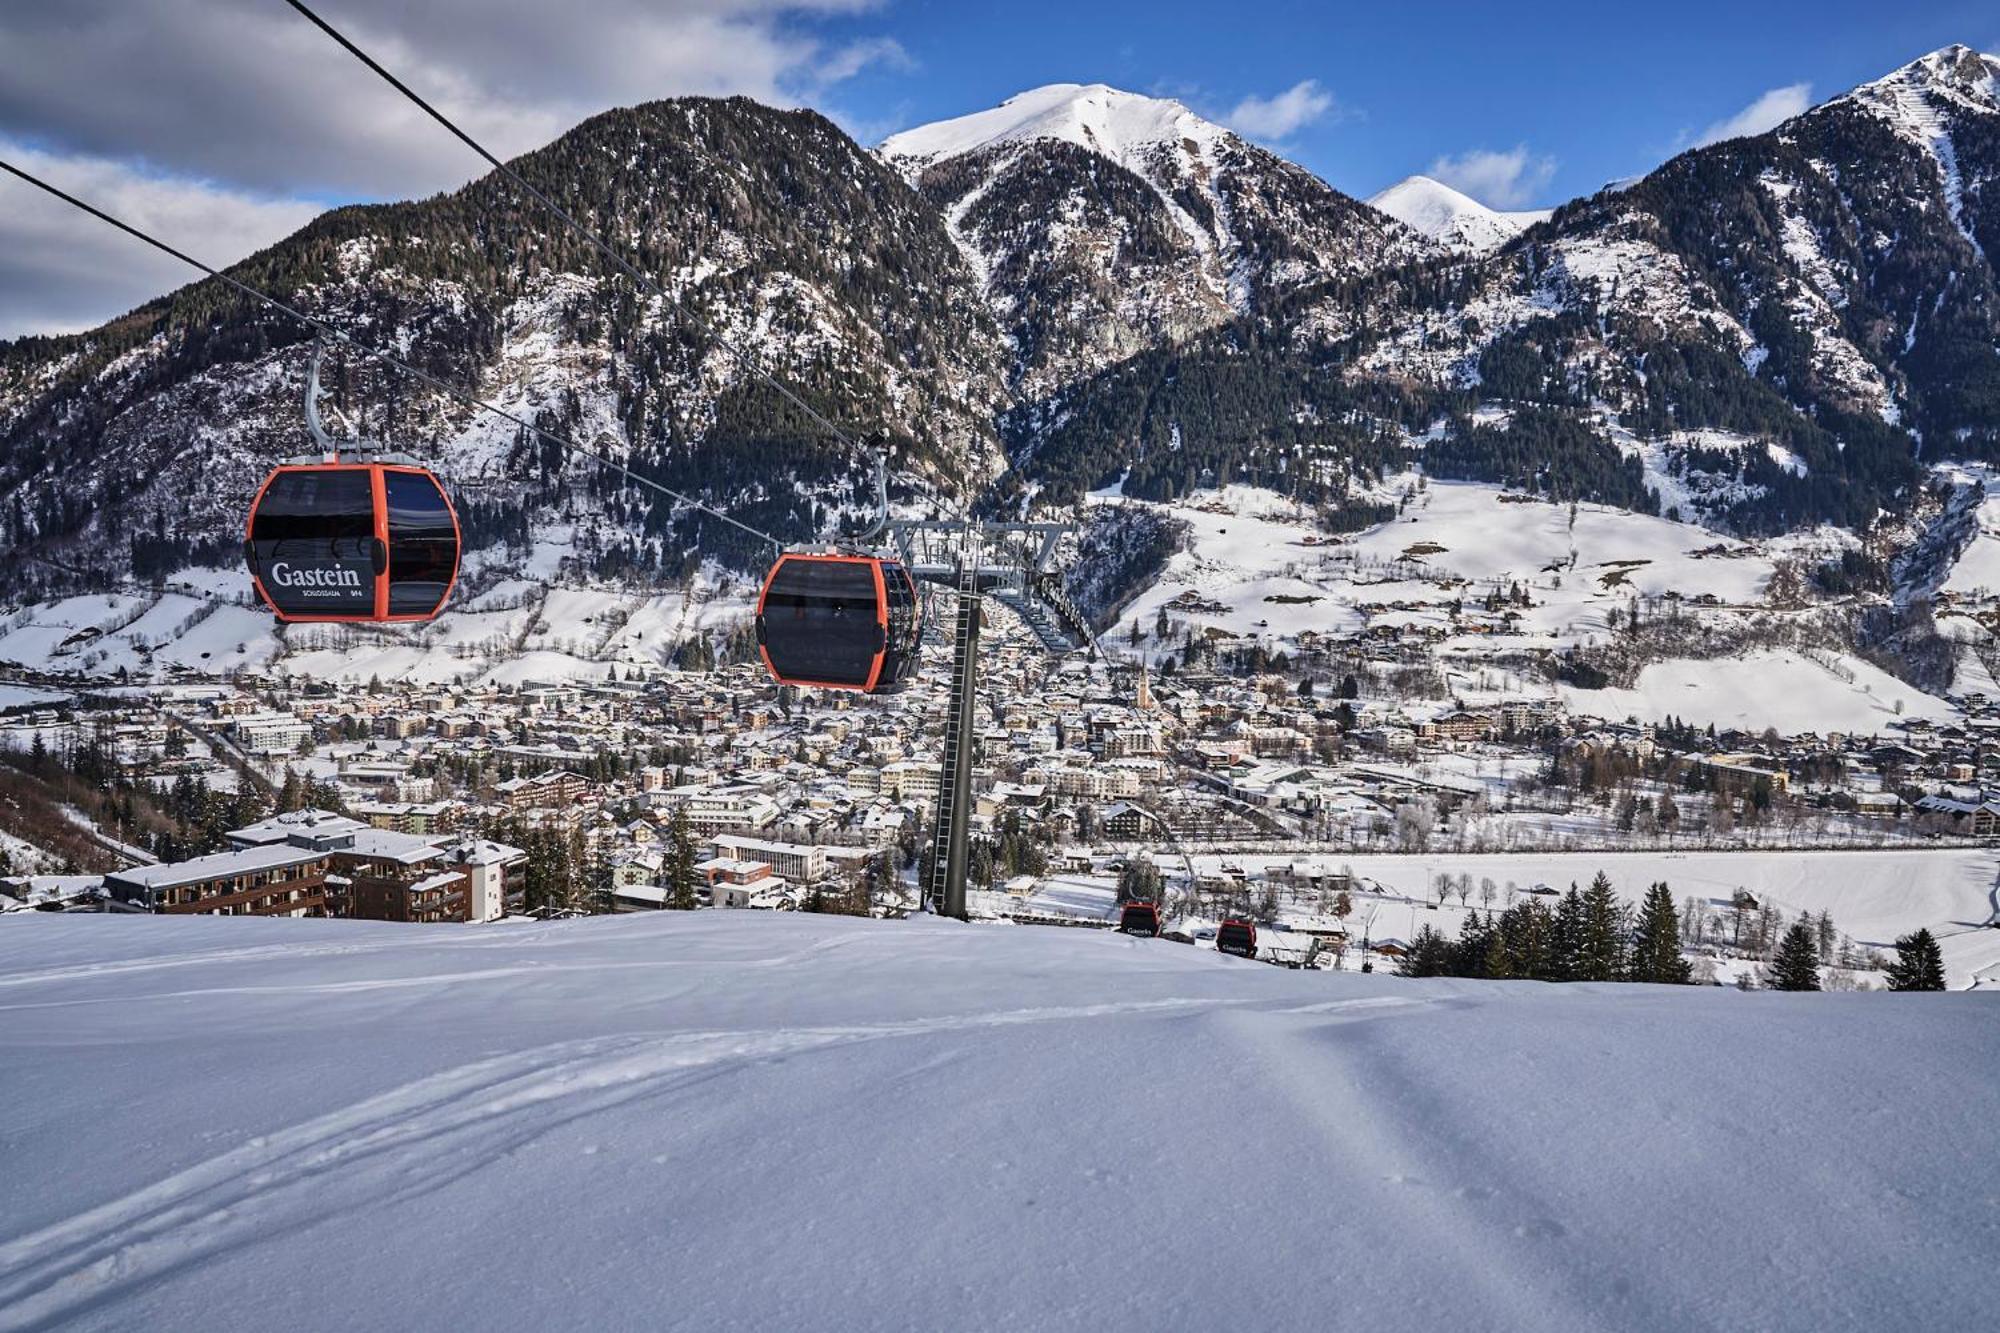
{"left": 1367, "top": 174, "right": 1552, "bottom": 253}
{"left": 1, "top": 45, "right": 1997, "bottom": 611}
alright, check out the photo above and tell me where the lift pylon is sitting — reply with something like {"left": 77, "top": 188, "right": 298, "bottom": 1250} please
{"left": 897, "top": 519, "right": 1095, "bottom": 919}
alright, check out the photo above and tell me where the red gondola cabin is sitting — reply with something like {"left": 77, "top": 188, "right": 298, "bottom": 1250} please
{"left": 1216, "top": 918, "right": 1258, "bottom": 959}
{"left": 755, "top": 553, "right": 920, "bottom": 693}
{"left": 245, "top": 463, "right": 460, "bottom": 624}
{"left": 1119, "top": 900, "right": 1161, "bottom": 937}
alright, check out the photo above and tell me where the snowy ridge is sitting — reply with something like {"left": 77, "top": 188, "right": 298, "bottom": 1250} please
{"left": 880, "top": 83, "right": 1230, "bottom": 174}
{"left": 1367, "top": 175, "right": 1550, "bottom": 253}
{"left": 879, "top": 82, "right": 1422, "bottom": 411}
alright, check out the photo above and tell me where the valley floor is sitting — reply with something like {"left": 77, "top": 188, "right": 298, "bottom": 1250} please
{"left": 1, "top": 912, "right": 1995, "bottom": 1331}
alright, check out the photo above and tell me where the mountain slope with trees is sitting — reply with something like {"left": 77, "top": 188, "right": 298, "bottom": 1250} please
{"left": 0, "top": 97, "right": 1010, "bottom": 594}
{"left": 1, "top": 49, "right": 1997, "bottom": 599}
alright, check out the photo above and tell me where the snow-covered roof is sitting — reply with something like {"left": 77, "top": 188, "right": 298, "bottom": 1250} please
{"left": 448, "top": 840, "right": 528, "bottom": 867}
{"left": 614, "top": 883, "right": 670, "bottom": 906}
{"left": 105, "top": 843, "right": 324, "bottom": 891}
{"left": 226, "top": 809, "right": 368, "bottom": 846}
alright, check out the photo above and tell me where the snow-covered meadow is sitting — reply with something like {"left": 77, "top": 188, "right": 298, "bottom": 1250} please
{"left": 1097, "top": 479, "right": 1952, "bottom": 733}
{"left": 0, "top": 911, "right": 1994, "bottom": 1331}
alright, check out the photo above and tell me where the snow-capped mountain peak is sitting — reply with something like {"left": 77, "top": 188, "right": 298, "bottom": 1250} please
{"left": 1834, "top": 44, "right": 1999, "bottom": 256}
{"left": 876, "top": 81, "right": 1422, "bottom": 409}
{"left": 879, "top": 83, "right": 1230, "bottom": 173}
{"left": 1367, "top": 174, "right": 1550, "bottom": 253}
{"left": 1848, "top": 43, "right": 2000, "bottom": 117}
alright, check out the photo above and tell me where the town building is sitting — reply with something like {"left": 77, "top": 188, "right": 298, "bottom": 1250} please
{"left": 108, "top": 810, "right": 525, "bottom": 924}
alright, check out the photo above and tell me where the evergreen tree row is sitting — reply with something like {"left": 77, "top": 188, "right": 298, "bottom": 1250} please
{"left": 1398, "top": 875, "right": 1692, "bottom": 984}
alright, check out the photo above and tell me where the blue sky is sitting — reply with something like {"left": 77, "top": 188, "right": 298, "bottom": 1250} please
{"left": 0, "top": 0, "right": 1992, "bottom": 337}
{"left": 821, "top": 0, "right": 1998, "bottom": 204}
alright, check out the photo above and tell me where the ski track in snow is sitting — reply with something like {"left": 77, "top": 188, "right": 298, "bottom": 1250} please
{"left": 1219, "top": 1007, "right": 1611, "bottom": 1329}
{"left": 2, "top": 914, "right": 1998, "bottom": 1331}
{"left": 0, "top": 923, "right": 857, "bottom": 994}
{"left": 0, "top": 993, "right": 1435, "bottom": 1329}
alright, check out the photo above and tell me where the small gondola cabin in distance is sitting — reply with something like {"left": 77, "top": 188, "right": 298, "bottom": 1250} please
{"left": 244, "top": 462, "right": 460, "bottom": 623}
{"left": 755, "top": 552, "right": 920, "bottom": 694}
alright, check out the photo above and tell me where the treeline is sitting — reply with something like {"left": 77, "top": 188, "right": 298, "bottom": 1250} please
{"left": 0, "top": 730, "right": 272, "bottom": 868}
{"left": 3, "top": 95, "right": 989, "bottom": 578}
{"left": 1395, "top": 872, "right": 1953, "bottom": 991}
{"left": 1398, "top": 874, "right": 1691, "bottom": 984}
{"left": 487, "top": 806, "right": 702, "bottom": 916}
{"left": 969, "top": 809, "right": 1050, "bottom": 887}
{"left": 1010, "top": 332, "right": 1434, "bottom": 508}
{"left": 1427, "top": 406, "right": 1659, "bottom": 513}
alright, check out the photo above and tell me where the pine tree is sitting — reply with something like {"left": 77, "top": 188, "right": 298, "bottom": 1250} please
{"left": 1766, "top": 922, "right": 1823, "bottom": 991}
{"left": 1883, "top": 929, "right": 1947, "bottom": 991}
{"left": 1549, "top": 885, "right": 1586, "bottom": 981}
{"left": 1628, "top": 882, "right": 1692, "bottom": 984}
{"left": 1576, "top": 872, "right": 1625, "bottom": 981}
{"left": 1396, "top": 925, "right": 1455, "bottom": 977}
{"left": 276, "top": 767, "right": 303, "bottom": 813}
{"left": 666, "top": 807, "right": 698, "bottom": 910}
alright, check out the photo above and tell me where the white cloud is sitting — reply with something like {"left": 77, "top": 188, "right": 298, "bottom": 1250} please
{"left": 1690, "top": 83, "right": 1812, "bottom": 148}
{"left": 809, "top": 36, "right": 914, "bottom": 90}
{"left": 0, "top": 0, "right": 908, "bottom": 338}
{"left": 1223, "top": 79, "right": 1338, "bottom": 142}
{"left": 0, "top": 0, "right": 903, "bottom": 199}
{"left": 0, "top": 139, "right": 322, "bottom": 340}
{"left": 1426, "top": 145, "right": 1558, "bottom": 210}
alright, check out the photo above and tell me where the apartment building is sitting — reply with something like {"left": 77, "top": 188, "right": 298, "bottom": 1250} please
{"left": 109, "top": 810, "right": 525, "bottom": 924}
{"left": 229, "top": 713, "right": 313, "bottom": 754}
{"left": 105, "top": 844, "right": 331, "bottom": 916}
{"left": 880, "top": 760, "right": 942, "bottom": 802}
{"left": 710, "top": 834, "right": 826, "bottom": 884}
{"left": 673, "top": 786, "right": 782, "bottom": 835}
{"left": 494, "top": 769, "right": 596, "bottom": 810}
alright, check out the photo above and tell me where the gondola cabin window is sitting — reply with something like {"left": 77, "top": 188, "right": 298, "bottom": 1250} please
{"left": 384, "top": 470, "right": 458, "bottom": 617}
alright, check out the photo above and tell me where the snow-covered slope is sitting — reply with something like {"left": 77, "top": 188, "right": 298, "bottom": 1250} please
{"left": 1842, "top": 44, "right": 1999, "bottom": 256}
{"left": 0, "top": 97, "right": 1007, "bottom": 604}
{"left": 1559, "top": 649, "right": 1956, "bottom": 732}
{"left": 1367, "top": 175, "right": 1551, "bottom": 252}
{"left": 880, "top": 82, "right": 1230, "bottom": 174}
{"left": 1, "top": 912, "right": 1996, "bottom": 1331}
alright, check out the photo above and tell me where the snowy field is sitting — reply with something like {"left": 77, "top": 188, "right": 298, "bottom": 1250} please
{"left": 1321, "top": 848, "right": 2000, "bottom": 977}
{"left": 1, "top": 912, "right": 1996, "bottom": 1332}
{"left": 1558, "top": 649, "right": 1956, "bottom": 732}
{"left": 1095, "top": 480, "right": 1952, "bottom": 733}
{"left": 1936, "top": 465, "right": 2000, "bottom": 599}
{"left": 1108, "top": 479, "right": 1781, "bottom": 649}
{"left": 0, "top": 686, "right": 69, "bottom": 711}
{"left": 0, "top": 569, "right": 756, "bottom": 690}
